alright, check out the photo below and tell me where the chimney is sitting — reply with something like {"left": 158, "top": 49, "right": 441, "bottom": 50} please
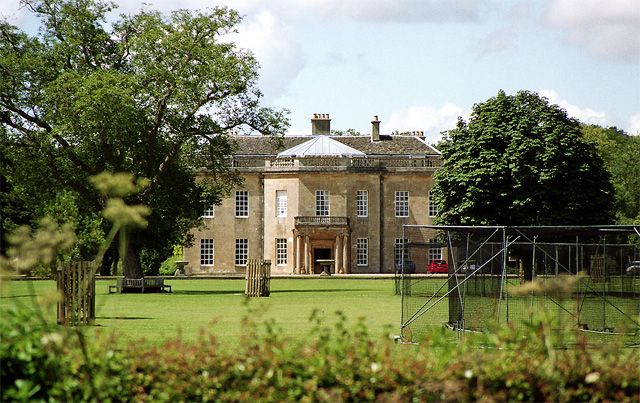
{"left": 371, "top": 115, "right": 380, "bottom": 142}
{"left": 311, "top": 113, "right": 331, "bottom": 135}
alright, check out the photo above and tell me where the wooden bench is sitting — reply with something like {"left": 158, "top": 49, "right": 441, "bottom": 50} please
{"left": 108, "top": 277, "right": 172, "bottom": 293}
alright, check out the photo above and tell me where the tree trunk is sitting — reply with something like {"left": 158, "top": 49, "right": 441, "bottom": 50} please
{"left": 123, "top": 239, "right": 143, "bottom": 279}
{"left": 100, "top": 247, "right": 118, "bottom": 276}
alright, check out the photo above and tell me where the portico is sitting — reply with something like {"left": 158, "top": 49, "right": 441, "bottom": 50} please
{"left": 293, "top": 216, "right": 350, "bottom": 274}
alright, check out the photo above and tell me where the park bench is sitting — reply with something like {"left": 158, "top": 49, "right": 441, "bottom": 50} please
{"left": 108, "top": 277, "right": 172, "bottom": 293}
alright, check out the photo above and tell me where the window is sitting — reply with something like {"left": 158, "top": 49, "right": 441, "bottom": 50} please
{"left": 202, "top": 202, "right": 214, "bottom": 218}
{"left": 356, "top": 190, "right": 368, "bottom": 217}
{"left": 429, "top": 247, "right": 442, "bottom": 261}
{"left": 394, "top": 238, "right": 408, "bottom": 266}
{"left": 428, "top": 190, "right": 438, "bottom": 217}
{"left": 395, "top": 191, "right": 409, "bottom": 217}
{"left": 200, "top": 239, "right": 214, "bottom": 266}
{"left": 276, "top": 190, "right": 287, "bottom": 218}
{"left": 235, "top": 191, "right": 248, "bottom": 217}
{"left": 235, "top": 239, "right": 248, "bottom": 266}
{"left": 356, "top": 238, "right": 368, "bottom": 266}
{"left": 316, "top": 190, "right": 329, "bottom": 216}
{"left": 276, "top": 238, "right": 287, "bottom": 265}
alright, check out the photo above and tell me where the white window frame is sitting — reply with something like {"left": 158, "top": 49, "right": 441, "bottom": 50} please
{"left": 202, "top": 202, "right": 214, "bottom": 218}
{"left": 276, "top": 238, "right": 287, "bottom": 266}
{"left": 356, "top": 238, "right": 368, "bottom": 266}
{"left": 316, "top": 190, "right": 329, "bottom": 216}
{"left": 429, "top": 247, "right": 443, "bottom": 261}
{"left": 200, "top": 239, "right": 214, "bottom": 266}
{"left": 235, "top": 191, "right": 248, "bottom": 218}
{"left": 276, "top": 190, "right": 287, "bottom": 218}
{"left": 395, "top": 191, "right": 409, "bottom": 218}
{"left": 356, "top": 190, "right": 368, "bottom": 217}
{"left": 235, "top": 239, "right": 248, "bottom": 266}
{"left": 428, "top": 190, "right": 438, "bottom": 218}
{"left": 394, "top": 238, "right": 408, "bottom": 266}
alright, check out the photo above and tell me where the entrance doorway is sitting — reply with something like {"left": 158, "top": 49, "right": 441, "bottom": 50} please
{"left": 313, "top": 248, "right": 332, "bottom": 274}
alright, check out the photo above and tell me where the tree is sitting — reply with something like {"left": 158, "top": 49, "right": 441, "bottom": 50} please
{"left": 581, "top": 125, "right": 640, "bottom": 224}
{"left": 0, "top": 0, "right": 288, "bottom": 278}
{"left": 433, "top": 90, "right": 614, "bottom": 226}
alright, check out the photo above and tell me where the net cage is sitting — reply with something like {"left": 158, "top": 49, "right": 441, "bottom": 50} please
{"left": 399, "top": 225, "right": 640, "bottom": 344}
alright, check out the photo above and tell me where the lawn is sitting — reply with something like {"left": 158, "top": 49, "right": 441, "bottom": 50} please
{"left": 1, "top": 278, "right": 406, "bottom": 347}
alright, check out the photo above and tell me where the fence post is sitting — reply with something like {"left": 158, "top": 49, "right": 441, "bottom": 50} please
{"left": 245, "top": 259, "right": 271, "bottom": 297}
{"left": 56, "top": 262, "right": 95, "bottom": 325}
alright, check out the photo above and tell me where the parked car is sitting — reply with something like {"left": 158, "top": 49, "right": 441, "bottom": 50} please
{"left": 428, "top": 259, "right": 448, "bottom": 274}
{"left": 626, "top": 261, "right": 640, "bottom": 276}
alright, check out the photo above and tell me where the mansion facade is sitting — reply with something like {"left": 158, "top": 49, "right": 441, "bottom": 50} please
{"left": 183, "top": 114, "right": 443, "bottom": 275}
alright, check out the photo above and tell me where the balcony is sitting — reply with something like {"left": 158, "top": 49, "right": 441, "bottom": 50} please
{"left": 295, "top": 216, "right": 349, "bottom": 227}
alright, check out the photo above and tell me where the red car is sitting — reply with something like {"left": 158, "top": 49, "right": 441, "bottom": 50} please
{"left": 428, "top": 259, "right": 448, "bottom": 274}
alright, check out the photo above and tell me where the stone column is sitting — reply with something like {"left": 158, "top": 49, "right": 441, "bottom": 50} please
{"left": 335, "top": 235, "right": 343, "bottom": 274}
{"left": 294, "top": 235, "right": 301, "bottom": 274}
{"left": 342, "top": 234, "right": 349, "bottom": 274}
{"left": 304, "top": 236, "right": 310, "bottom": 274}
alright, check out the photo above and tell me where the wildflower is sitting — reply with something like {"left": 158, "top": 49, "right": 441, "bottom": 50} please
{"left": 585, "top": 372, "right": 600, "bottom": 384}
{"left": 464, "top": 369, "right": 473, "bottom": 379}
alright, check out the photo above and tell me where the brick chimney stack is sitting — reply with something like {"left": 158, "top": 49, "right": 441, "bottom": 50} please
{"left": 371, "top": 115, "right": 380, "bottom": 142}
{"left": 311, "top": 113, "right": 331, "bottom": 135}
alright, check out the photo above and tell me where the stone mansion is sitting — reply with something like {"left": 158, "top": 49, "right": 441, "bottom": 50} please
{"left": 182, "top": 114, "right": 443, "bottom": 275}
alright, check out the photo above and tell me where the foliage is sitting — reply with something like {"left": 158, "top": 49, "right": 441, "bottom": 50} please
{"left": 433, "top": 90, "right": 615, "bottom": 226}
{"left": 0, "top": 0, "right": 289, "bottom": 278}
{"left": 0, "top": 302, "right": 133, "bottom": 402}
{"left": 0, "top": 217, "right": 75, "bottom": 275}
{"left": 2, "top": 298, "right": 638, "bottom": 402}
{"left": 331, "top": 128, "right": 361, "bottom": 136}
{"left": 581, "top": 124, "right": 640, "bottom": 224}
{"left": 159, "top": 254, "right": 182, "bottom": 276}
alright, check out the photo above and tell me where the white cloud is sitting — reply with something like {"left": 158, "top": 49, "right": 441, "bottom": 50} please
{"left": 0, "top": 1, "right": 26, "bottom": 24}
{"left": 629, "top": 113, "right": 640, "bottom": 136}
{"left": 539, "top": 89, "right": 609, "bottom": 126}
{"left": 231, "top": 10, "right": 305, "bottom": 101}
{"left": 212, "top": 0, "right": 487, "bottom": 23}
{"left": 386, "top": 103, "right": 466, "bottom": 144}
{"left": 544, "top": 0, "right": 640, "bottom": 63}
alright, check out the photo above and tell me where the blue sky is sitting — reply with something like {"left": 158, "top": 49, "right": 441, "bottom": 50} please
{"left": 2, "top": 0, "right": 639, "bottom": 143}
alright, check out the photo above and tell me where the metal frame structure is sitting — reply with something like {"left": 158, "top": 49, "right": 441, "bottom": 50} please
{"left": 400, "top": 225, "right": 640, "bottom": 343}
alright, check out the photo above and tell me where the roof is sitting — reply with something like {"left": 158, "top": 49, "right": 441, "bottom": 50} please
{"left": 277, "top": 136, "right": 366, "bottom": 157}
{"left": 231, "top": 135, "right": 440, "bottom": 156}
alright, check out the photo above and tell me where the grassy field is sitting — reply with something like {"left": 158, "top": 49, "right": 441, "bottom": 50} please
{"left": 4, "top": 276, "right": 637, "bottom": 348}
{"left": 1, "top": 278, "right": 406, "bottom": 347}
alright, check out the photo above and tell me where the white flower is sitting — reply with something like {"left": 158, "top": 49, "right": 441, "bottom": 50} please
{"left": 41, "top": 332, "right": 63, "bottom": 347}
{"left": 464, "top": 369, "right": 473, "bottom": 379}
{"left": 370, "top": 362, "right": 381, "bottom": 372}
{"left": 585, "top": 372, "right": 600, "bottom": 384}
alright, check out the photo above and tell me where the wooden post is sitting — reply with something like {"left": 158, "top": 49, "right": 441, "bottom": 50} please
{"left": 57, "top": 262, "right": 95, "bottom": 325}
{"left": 245, "top": 259, "right": 271, "bottom": 297}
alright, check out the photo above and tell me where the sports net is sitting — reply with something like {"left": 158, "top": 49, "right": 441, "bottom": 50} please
{"left": 400, "top": 225, "right": 640, "bottom": 344}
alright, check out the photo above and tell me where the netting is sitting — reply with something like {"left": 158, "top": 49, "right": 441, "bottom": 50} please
{"left": 399, "top": 225, "right": 640, "bottom": 344}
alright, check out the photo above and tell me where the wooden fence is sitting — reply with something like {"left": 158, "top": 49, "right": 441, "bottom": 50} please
{"left": 56, "top": 262, "right": 95, "bottom": 325}
{"left": 245, "top": 259, "right": 271, "bottom": 297}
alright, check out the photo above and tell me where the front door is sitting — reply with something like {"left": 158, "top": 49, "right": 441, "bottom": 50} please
{"left": 313, "top": 248, "right": 332, "bottom": 274}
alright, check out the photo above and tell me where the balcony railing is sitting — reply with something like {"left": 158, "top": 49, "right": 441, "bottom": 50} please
{"left": 295, "top": 216, "right": 349, "bottom": 226}
{"left": 229, "top": 156, "right": 442, "bottom": 170}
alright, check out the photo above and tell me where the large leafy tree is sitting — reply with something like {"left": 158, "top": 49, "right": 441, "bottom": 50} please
{"left": 0, "top": 0, "right": 288, "bottom": 277}
{"left": 581, "top": 125, "right": 640, "bottom": 224}
{"left": 433, "top": 90, "right": 614, "bottom": 226}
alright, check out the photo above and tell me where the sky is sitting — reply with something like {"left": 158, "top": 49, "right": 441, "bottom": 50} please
{"left": 1, "top": 0, "right": 639, "bottom": 143}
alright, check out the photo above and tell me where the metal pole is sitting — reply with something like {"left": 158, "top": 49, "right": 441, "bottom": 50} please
{"left": 400, "top": 224, "right": 406, "bottom": 339}
{"left": 497, "top": 227, "right": 507, "bottom": 324}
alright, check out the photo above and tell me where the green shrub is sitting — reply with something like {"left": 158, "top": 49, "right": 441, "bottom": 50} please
{"left": 1, "top": 299, "right": 638, "bottom": 402}
{"left": 159, "top": 254, "right": 181, "bottom": 276}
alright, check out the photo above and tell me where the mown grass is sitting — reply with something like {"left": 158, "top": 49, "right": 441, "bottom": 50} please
{"left": 1, "top": 278, "right": 410, "bottom": 348}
